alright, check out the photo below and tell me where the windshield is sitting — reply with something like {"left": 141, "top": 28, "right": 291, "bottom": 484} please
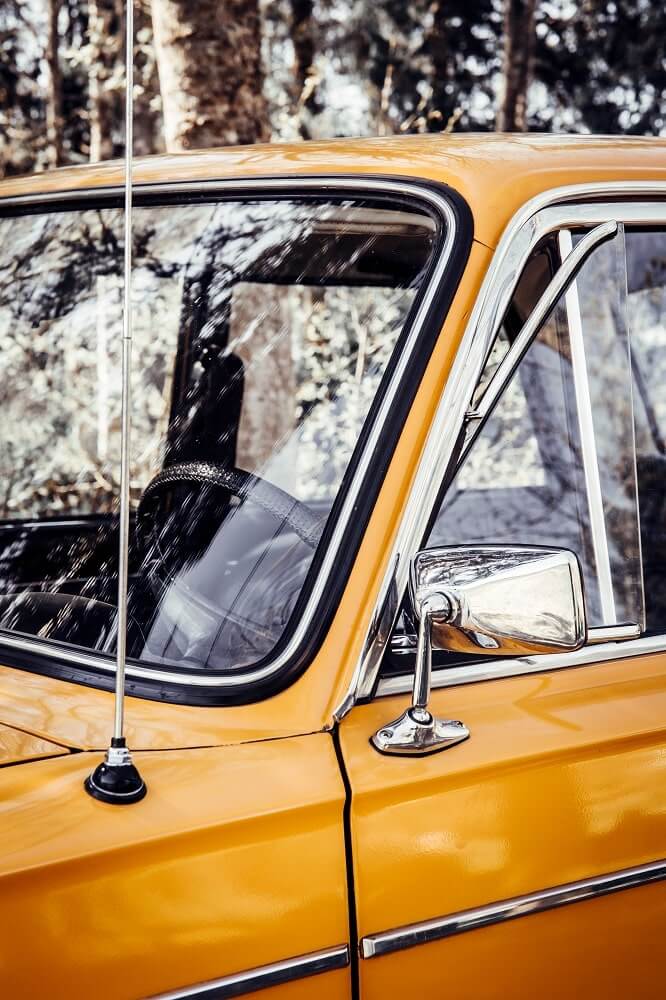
{"left": 0, "top": 195, "right": 438, "bottom": 678}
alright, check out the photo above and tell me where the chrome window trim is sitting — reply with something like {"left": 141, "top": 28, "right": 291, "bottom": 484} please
{"left": 377, "top": 632, "right": 666, "bottom": 698}
{"left": 458, "top": 219, "right": 630, "bottom": 631}
{"left": 336, "top": 181, "right": 666, "bottom": 719}
{"left": 360, "top": 859, "right": 666, "bottom": 959}
{"left": 462, "top": 219, "right": 618, "bottom": 447}
{"left": 0, "top": 175, "right": 459, "bottom": 692}
{"left": 146, "top": 943, "right": 349, "bottom": 999}
{"left": 559, "top": 227, "right": 617, "bottom": 623}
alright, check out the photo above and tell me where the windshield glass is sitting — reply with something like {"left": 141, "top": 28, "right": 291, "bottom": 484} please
{"left": 0, "top": 196, "right": 437, "bottom": 675}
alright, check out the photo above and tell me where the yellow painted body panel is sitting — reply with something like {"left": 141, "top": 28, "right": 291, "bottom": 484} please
{"left": 0, "top": 733, "right": 349, "bottom": 999}
{"left": 339, "top": 653, "right": 666, "bottom": 997}
{"left": 2, "top": 133, "right": 666, "bottom": 250}
{"left": 0, "top": 722, "right": 68, "bottom": 765}
{"left": 364, "top": 882, "right": 665, "bottom": 1000}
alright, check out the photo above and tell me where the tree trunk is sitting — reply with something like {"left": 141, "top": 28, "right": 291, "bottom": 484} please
{"left": 151, "top": 0, "right": 269, "bottom": 150}
{"left": 133, "top": 5, "right": 165, "bottom": 156}
{"left": 497, "top": 0, "right": 536, "bottom": 132}
{"left": 44, "top": 0, "right": 63, "bottom": 168}
{"left": 291, "top": 0, "right": 314, "bottom": 97}
{"left": 88, "top": 0, "right": 123, "bottom": 163}
{"left": 429, "top": 1, "right": 452, "bottom": 129}
{"left": 290, "top": 0, "right": 318, "bottom": 137}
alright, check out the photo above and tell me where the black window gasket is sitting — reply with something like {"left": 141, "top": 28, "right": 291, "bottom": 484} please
{"left": 0, "top": 175, "right": 473, "bottom": 705}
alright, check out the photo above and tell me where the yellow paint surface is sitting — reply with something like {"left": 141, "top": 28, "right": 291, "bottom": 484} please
{"left": 0, "top": 733, "right": 349, "bottom": 1000}
{"left": 0, "top": 722, "right": 68, "bottom": 765}
{"left": 340, "top": 653, "right": 666, "bottom": 997}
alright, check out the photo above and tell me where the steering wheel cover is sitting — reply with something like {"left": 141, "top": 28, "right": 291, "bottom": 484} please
{"left": 137, "top": 461, "right": 324, "bottom": 549}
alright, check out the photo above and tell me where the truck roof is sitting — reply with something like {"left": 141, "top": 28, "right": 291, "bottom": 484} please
{"left": 2, "top": 132, "right": 665, "bottom": 249}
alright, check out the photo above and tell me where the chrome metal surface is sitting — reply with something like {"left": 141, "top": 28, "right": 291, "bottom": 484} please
{"left": 146, "top": 944, "right": 350, "bottom": 999}
{"left": 460, "top": 222, "right": 627, "bottom": 634}
{"left": 360, "top": 859, "right": 666, "bottom": 959}
{"left": 587, "top": 623, "right": 641, "bottom": 643}
{"left": 388, "top": 622, "right": 638, "bottom": 660}
{"left": 559, "top": 228, "right": 616, "bottom": 624}
{"left": 377, "top": 630, "right": 666, "bottom": 699}
{"left": 412, "top": 593, "right": 451, "bottom": 710}
{"left": 371, "top": 582, "right": 469, "bottom": 756}
{"left": 338, "top": 184, "right": 666, "bottom": 718}
{"left": 0, "top": 176, "right": 457, "bottom": 694}
{"left": 371, "top": 706, "right": 469, "bottom": 756}
{"left": 105, "top": 743, "right": 134, "bottom": 767}
{"left": 114, "top": 0, "right": 134, "bottom": 742}
{"left": 412, "top": 545, "right": 586, "bottom": 657}
{"left": 83, "top": 0, "right": 146, "bottom": 804}
{"left": 465, "top": 219, "right": 618, "bottom": 433}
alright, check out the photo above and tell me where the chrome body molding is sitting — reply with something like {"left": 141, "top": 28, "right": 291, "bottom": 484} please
{"left": 360, "top": 860, "right": 666, "bottom": 959}
{"left": 376, "top": 632, "right": 666, "bottom": 699}
{"left": 0, "top": 176, "right": 459, "bottom": 693}
{"left": 146, "top": 944, "right": 349, "bottom": 999}
{"left": 336, "top": 181, "right": 666, "bottom": 720}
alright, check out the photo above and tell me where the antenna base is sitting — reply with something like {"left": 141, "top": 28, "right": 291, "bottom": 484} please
{"left": 84, "top": 739, "right": 147, "bottom": 804}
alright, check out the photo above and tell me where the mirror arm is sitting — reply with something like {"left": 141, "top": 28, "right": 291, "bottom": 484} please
{"left": 371, "top": 593, "right": 469, "bottom": 757}
{"left": 411, "top": 606, "right": 432, "bottom": 720}
{"left": 412, "top": 593, "right": 451, "bottom": 718}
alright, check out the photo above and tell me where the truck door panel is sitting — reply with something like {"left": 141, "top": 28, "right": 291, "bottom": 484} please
{"left": 340, "top": 657, "right": 666, "bottom": 998}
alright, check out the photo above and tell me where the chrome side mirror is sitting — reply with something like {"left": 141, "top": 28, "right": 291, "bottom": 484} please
{"left": 372, "top": 545, "right": 586, "bottom": 756}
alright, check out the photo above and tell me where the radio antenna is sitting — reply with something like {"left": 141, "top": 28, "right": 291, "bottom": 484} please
{"left": 86, "top": 0, "right": 146, "bottom": 804}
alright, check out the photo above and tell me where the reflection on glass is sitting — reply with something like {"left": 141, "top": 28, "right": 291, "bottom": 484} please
{"left": 0, "top": 199, "right": 436, "bottom": 672}
{"left": 428, "top": 228, "right": 642, "bottom": 636}
{"left": 625, "top": 230, "right": 666, "bottom": 630}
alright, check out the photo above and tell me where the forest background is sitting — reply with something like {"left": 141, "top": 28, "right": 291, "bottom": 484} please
{"left": 2, "top": 0, "right": 666, "bottom": 178}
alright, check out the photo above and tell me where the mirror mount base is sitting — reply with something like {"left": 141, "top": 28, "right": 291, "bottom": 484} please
{"left": 371, "top": 707, "right": 469, "bottom": 757}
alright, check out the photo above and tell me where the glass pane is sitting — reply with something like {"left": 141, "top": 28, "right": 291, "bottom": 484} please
{"left": 625, "top": 230, "right": 666, "bottom": 629}
{"left": 0, "top": 198, "right": 437, "bottom": 674}
{"left": 570, "top": 230, "right": 643, "bottom": 627}
{"left": 428, "top": 228, "right": 642, "bottom": 634}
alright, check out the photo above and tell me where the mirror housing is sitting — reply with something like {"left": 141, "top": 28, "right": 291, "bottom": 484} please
{"left": 372, "top": 545, "right": 587, "bottom": 757}
{"left": 412, "top": 544, "right": 587, "bottom": 657}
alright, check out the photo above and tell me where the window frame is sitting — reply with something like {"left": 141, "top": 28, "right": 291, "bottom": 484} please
{"left": 0, "top": 175, "right": 473, "bottom": 705}
{"left": 340, "top": 184, "right": 666, "bottom": 714}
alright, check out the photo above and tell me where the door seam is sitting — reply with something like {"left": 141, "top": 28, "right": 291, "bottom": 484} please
{"left": 331, "top": 724, "right": 360, "bottom": 1000}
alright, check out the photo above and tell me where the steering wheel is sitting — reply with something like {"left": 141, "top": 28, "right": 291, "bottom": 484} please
{"left": 132, "top": 461, "right": 325, "bottom": 665}
{"left": 136, "top": 460, "right": 323, "bottom": 566}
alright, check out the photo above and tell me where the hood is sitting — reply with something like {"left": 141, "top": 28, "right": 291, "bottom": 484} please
{"left": 0, "top": 722, "right": 70, "bottom": 767}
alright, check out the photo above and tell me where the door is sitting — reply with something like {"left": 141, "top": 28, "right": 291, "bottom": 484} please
{"left": 340, "top": 208, "right": 666, "bottom": 998}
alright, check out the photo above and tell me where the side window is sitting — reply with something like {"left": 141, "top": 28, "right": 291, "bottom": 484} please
{"left": 0, "top": 197, "right": 437, "bottom": 675}
{"left": 626, "top": 230, "right": 666, "bottom": 630}
{"left": 421, "top": 226, "right": 643, "bottom": 651}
